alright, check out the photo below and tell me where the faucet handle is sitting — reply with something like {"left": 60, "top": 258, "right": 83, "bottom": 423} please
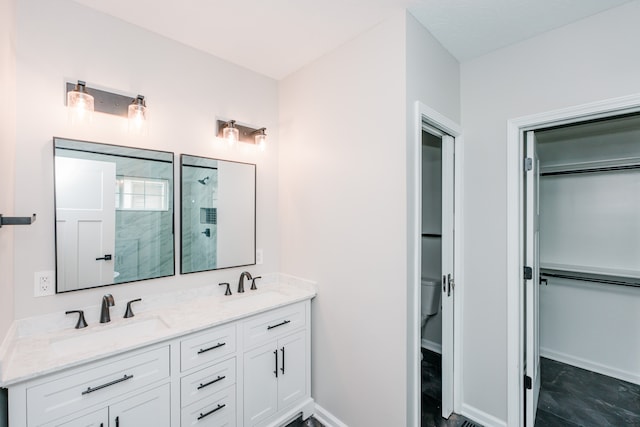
{"left": 219, "top": 282, "right": 232, "bottom": 296}
{"left": 250, "top": 276, "right": 262, "bottom": 290}
{"left": 65, "top": 310, "right": 88, "bottom": 329}
{"left": 124, "top": 298, "right": 142, "bottom": 318}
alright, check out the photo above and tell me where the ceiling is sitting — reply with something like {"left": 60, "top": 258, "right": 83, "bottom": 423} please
{"left": 72, "top": 0, "right": 632, "bottom": 80}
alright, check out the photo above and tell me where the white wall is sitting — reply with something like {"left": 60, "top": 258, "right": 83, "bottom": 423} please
{"left": 279, "top": 12, "right": 408, "bottom": 425}
{"left": 13, "top": 0, "right": 279, "bottom": 319}
{"left": 279, "top": 10, "right": 459, "bottom": 425}
{"left": 0, "top": 0, "right": 16, "bottom": 342}
{"left": 460, "top": 2, "right": 640, "bottom": 423}
{"left": 540, "top": 278, "right": 640, "bottom": 384}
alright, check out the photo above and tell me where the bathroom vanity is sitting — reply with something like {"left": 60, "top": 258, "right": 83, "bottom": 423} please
{"left": 0, "top": 278, "right": 316, "bottom": 427}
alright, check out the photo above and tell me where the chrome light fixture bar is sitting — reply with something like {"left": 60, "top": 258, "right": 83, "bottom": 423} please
{"left": 216, "top": 119, "right": 267, "bottom": 147}
{"left": 66, "top": 81, "right": 136, "bottom": 117}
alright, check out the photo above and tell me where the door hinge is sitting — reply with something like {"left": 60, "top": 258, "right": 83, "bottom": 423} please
{"left": 524, "top": 375, "right": 532, "bottom": 390}
{"left": 524, "top": 266, "right": 533, "bottom": 280}
{"left": 524, "top": 157, "right": 533, "bottom": 172}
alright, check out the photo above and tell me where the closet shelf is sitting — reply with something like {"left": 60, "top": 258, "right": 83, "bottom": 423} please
{"left": 540, "top": 158, "right": 640, "bottom": 177}
{"left": 540, "top": 268, "right": 640, "bottom": 288}
{"left": 0, "top": 213, "right": 36, "bottom": 228}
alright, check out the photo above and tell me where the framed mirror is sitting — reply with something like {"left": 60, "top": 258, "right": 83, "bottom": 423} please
{"left": 181, "top": 155, "right": 256, "bottom": 274}
{"left": 54, "top": 137, "right": 175, "bottom": 292}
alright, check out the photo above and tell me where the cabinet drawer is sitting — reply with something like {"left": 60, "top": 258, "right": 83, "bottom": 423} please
{"left": 243, "top": 302, "right": 306, "bottom": 349}
{"left": 27, "top": 346, "right": 169, "bottom": 426}
{"left": 181, "top": 385, "right": 236, "bottom": 427}
{"left": 181, "top": 357, "right": 236, "bottom": 408}
{"left": 181, "top": 324, "right": 236, "bottom": 372}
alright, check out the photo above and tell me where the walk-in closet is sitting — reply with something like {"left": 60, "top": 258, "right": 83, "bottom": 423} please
{"left": 533, "top": 113, "right": 640, "bottom": 426}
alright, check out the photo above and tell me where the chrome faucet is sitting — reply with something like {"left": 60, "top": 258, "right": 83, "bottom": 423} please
{"left": 100, "top": 294, "right": 115, "bottom": 323}
{"left": 238, "top": 271, "right": 252, "bottom": 293}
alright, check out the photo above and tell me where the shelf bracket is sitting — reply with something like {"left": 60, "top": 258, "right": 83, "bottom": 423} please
{"left": 0, "top": 213, "right": 36, "bottom": 228}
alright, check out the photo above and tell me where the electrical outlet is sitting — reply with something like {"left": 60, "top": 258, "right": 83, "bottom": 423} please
{"left": 256, "top": 249, "right": 263, "bottom": 265}
{"left": 34, "top": 271, "right": 55, "bottom": 297}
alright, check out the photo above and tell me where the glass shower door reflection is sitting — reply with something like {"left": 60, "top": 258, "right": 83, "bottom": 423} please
{"left": 182, "top": 165, "right": 218, "bottom": 273}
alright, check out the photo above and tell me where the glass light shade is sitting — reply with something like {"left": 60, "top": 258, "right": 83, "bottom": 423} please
{"left": 254, "top": 132, "right": 267, "bottom": 151}
{"left": 223, "top": 126, "right": 239, "bottom": 144}
{"left": 128, "top": 96, "right": 148, "bottom": 135}
{"left": 67, "top": 84, "right": 94, "bottom": 125}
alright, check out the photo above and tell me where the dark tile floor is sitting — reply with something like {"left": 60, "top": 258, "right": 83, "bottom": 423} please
{"left": 535, "top": 357, "right": 640, "bottom": 427}
{"left": 422, "top": 349, "right": 482, "bottom": 427}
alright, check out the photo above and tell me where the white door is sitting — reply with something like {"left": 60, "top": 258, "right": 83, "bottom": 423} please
{"left": 110, "top": 383, "right": 170, "bottom": 427}
{"left": 525, "top": 130, "right": 541, "bottom": 426}
{"left": 441, "top": 134, "right": 455, "bottom": 418}
{"left": 55, "top": 157, "right": 116, "bottom": 291}
{"left": 277, "top": 331, "right": 306, "bottom": 411}
{"left": 244, "top": 341, "right": 278, "bottom": 425}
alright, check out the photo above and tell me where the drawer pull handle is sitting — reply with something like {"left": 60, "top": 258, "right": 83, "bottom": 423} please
{"left": 267, "top": 320, "right": 291, "bottom": 330}
{"left": 197, "top": 375, "right": 226, "bottom": 390}
{"left": 197, "top": 404, "right": 226, "bottom": 420}
{"left": 81, "top": 374, "right": 133, "bottom": 395}
{"left": 197, "top": 342, "right": 226, "bottom": 354}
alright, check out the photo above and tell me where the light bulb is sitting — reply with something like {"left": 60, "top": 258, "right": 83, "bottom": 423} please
{"left": 223, "top": 121, "right": 239, "bottom": 145}
{"left": 67, "top": 81, "right": 94, "bottom": 125}
{"left": 128, "top": 95, "right": 148, "bottom": 135}
{"left": 254, "top": 129, "right": 267, "bottom": 151}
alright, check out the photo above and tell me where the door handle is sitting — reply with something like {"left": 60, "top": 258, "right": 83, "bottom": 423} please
{"left": 274, "top": 350, "right": 278, "bottom": 378}
{"left": 95, "top": 254, "right": 112, "bottom": 261}
{"left": 280, "top": 347, "right": 285, "bottom": 375}
{"left": 447, "top": 273, "right": 455, "bottom": 297}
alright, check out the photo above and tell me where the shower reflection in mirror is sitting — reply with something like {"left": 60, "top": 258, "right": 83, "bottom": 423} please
{"left": 181, "top": 155, "right": 256, "bottom": 274}
{"left": 53, "top": 137, "right": 175, "bottom": 292}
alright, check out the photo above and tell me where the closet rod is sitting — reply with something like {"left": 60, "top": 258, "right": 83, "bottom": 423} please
{"left": 540, "top": 271, "right": 640, "bottom": 288}
{"left": 541, "top": 163, "right": 640, "bottom": 177}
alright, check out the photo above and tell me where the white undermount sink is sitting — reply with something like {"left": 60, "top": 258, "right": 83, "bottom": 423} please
{"left": 50, "top": 316, "right": 170, "bottom": 357}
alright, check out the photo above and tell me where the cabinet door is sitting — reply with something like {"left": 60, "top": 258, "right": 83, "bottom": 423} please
{"left": 243, "top": 341, "right": 278, "bottom": 426}
{"left": 43, "top": 408, "right": 108, "bottom": 427}
{"left": 277, "top": 331, "right": 306, "bottom": 411}
{"left": 109, "top": 383, "right": 170, "bottom": 427}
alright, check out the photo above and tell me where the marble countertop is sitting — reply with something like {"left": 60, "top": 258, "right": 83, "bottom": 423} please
{"left": 0, "top": 274, "right": 316, "bottom": 386}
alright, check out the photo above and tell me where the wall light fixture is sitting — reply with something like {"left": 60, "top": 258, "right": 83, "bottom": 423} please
{"left": 217, "top": 119, "right": 267, "bottom": 150}
{"left": 128, "top": 95, "right": 148, "bottom": 134}
{"left": 221, "top": 120, "right": 239, "bottom": 144}
{"left": 252, "top": 128, "right": 267, "bottom": 151}
{"left": 66, "top": 80, "right": 94, "bottom": 124}
{"left": 66, "top": 81, "right": 148, "bottom": 133}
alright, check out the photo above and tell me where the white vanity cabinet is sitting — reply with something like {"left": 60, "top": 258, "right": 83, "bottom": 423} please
{"left": 28, "top": 346, "right": 171, "bottom": 427}
{"left": 178, "top": 324, "right": 239, "bottom": 427}
{"left": 6, "top": 295, "right": 313, "bottom": 427}
{"left": 42, "top": 383, "right": 171, "bottom": 427}
{"left": 242, "top": 303, "right": 309, "bottom": 426}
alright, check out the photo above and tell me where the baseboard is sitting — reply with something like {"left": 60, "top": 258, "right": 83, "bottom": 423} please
{"left": 460, "top": 403, "right": 507, "bottom": 427}
{"left": 541, "top": 347, "right": 640, "bottom": 385}
{"left": 314, "top": 403, "right": 348, "bottom": 427}
{"left": 421, "top": 338, "right": 442, "bottom": 354}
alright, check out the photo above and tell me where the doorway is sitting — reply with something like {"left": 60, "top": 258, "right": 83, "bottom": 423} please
{"left": 506, "top": 94, "right": 640, "bottom": 427}
{"left": 409, "top": 102, "right": 463, "bottom": 427}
